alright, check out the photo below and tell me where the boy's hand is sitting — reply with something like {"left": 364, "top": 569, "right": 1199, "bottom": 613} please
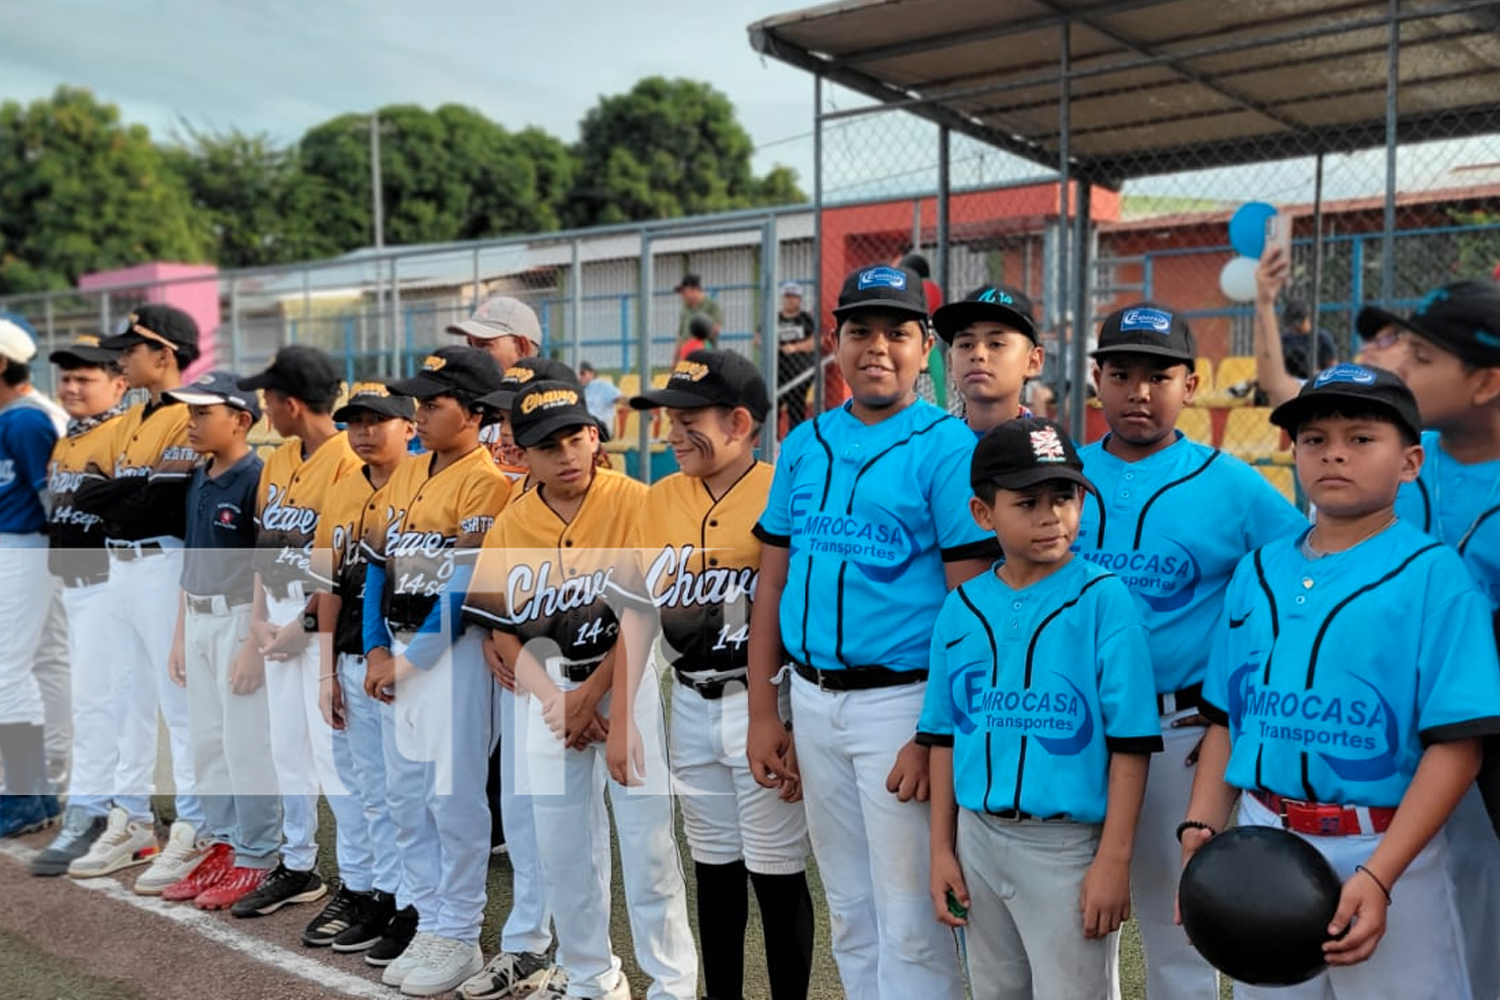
{"left": 229, "top": 646, "right": 265, "bottom": 696}
{"left": 364, "top": 649, "right": 409, "bottom": 703}
{"left": 1175, "top": 826, "right": 1216, "bottom": 924}
{"left": 250, "top": 618, "right": 279, "bottom": 653}
{"left": 747, "top": 715, "right": 796, "bottom": 791}
{"left": 1323, "top": 872, "right": 1389, "bottom": 966}
{"left": 260, "top": 621, "right": 310, "bottom": 661}
{"left": 1257, "top": 246, "right": 1290, "bottom": 304}
{"left": 886, "top": 738, "right": 931, "bottom": 802}
{"left": 320, "top": 673, "right": 346, "bottom": 730}
{"left": 606, "top": 714, "right": 645, "bottom": 786}
{"left": 482, "top": 634, "right": 516, "bottom": 691}
{"left": 778, "top": 740, "right": 803, "bottom": 803}
{"left": 168, "top": 635, "right": 187, "bottom": 688}
{"left": 1081, "top": 854, "right": 1131, "bottom": 939}
{"left": 930, "top": 852, "right": 970, "bottom": 928}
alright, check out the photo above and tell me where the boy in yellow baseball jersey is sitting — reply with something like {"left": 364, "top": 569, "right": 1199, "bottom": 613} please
{"left": 627, "top": 350, "right": 814, "bottom": 1000}
{"left": 71, "top": 305, "right": 205, "bottom": 893}
{"left": 359, "top": 346, "right": 511, "bottom": 997}
{"left": 464, "top": 380, "right": 695, "bottom": 1000}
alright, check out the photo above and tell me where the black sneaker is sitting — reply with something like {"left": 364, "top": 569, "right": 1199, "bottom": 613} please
{"left": 302, "top": 885, "right": 367, "bottom": 947}
{"left": 229, "top": 863, "right": 327, "bottom": 918}
{"left": 31, "top": 808, "right": 107, "bottom": 876}
{"left": 332, "top": 889, "right": 396, "bottom": 953}
{"left": 365, "top": 904, "right": 418, "bottom": 967}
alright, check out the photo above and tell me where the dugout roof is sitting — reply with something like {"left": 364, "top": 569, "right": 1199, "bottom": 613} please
{"left": 748, "top": 0, "right": 1500, "bottom": 184}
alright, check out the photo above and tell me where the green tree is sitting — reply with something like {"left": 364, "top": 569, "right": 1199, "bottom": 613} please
{"left": 567, "top": 77, "right": 805, "bottom": 226}
{"left": 0, "top": 87, "right": 209, "bottom": 293}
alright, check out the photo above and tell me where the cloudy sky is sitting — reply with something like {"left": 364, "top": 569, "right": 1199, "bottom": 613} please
{"left": 1, "top": 0, "right": 821, "bottom": 179}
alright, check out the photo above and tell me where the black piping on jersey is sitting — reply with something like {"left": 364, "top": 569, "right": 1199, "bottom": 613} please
{"left": 1250, "top": 546, "right": 1280, "bottom": 793}
{"left": 1414, "top": 478, "right": 1432, "bottom": 533}
{"left": 1459, "top": 506, "right": 1500, "bottom": 555}
{"left": 1408, "top": 477, "right": 1500, "bottom": 554}
{"left": 956, "top": 585, "right": 1000, "bottom": 813}
{"left": 1088, "top": 448, "right": 1222, "bottom": 549}
{"left": 695, "top": 461, "right": 757, "bottom": 566}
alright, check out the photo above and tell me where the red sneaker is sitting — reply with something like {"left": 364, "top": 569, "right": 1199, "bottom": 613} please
{"left": 195, "top": 866, "right": 268, "bottom": 911}
{"left": 161, "top": 842, "right": 234, "bottom": 902}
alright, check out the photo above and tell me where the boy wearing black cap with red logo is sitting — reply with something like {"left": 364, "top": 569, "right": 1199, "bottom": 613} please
{"left": 932, "top": 285, "right": 1045, "bottom": 436}
{"left": 1368, "top": 280, "right": 1500, "bottom": 999}
{"left": 359, "top": 346, "right": 511, "bottom": 995}
{"left": 1182, "top": 364, "right": 1500, "bottom": 999}
{"left": 463, "top": 380, "right": 695, "bottom": 1000}
{"left": 627, "top": 350, "right": 814, "bottom": 1000}
{"left": 922, "top": 417, "right": 1160, "bottom": 997}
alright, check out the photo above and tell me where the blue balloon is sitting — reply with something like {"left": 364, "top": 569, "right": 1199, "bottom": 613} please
{"left": 1229, "top": 202, "right": 1277, "bottom": 260}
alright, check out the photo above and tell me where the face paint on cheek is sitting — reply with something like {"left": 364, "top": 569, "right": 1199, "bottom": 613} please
{"left": 685, "top": 428, "right": 716, "bottom": 462}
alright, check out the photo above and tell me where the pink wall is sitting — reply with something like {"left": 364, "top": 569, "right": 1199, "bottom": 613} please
{"left": 79, "top": 263, "right": 220, "bottom": 380}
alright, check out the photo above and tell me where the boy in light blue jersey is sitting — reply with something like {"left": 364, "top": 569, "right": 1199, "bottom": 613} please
{"left": 921, "top": 417, "right": 1161, "bottom": 999}
{"left": 1183, "top": 365, "right": 1500, "bottom": 1000}
{"left": 1075, "top": 302, "right": 1306, "bottom": 1000}
{"left": 747, "top": 264, "right": 996, "bottom": 1000}
{"left": 932, "top": 285, "right": 1044, "bottom": 436}
{"left": 1365, "top": 279, "right": 1500, "bottom": 999}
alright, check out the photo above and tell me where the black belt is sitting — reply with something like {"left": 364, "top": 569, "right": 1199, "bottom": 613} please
{"left": 989, "top": 808, "right": 1072, "bottom": 822}
{"left": 264, "top": 580, "right": 306, "bottom": 602}
{"left": 1157, "top": 683, "right": 1203, "bottom": 716}
{"left": 107, "top": 540, "right": 164, "bottom": 562}
{"left": 186, "top": 594, "right": 252, "bottom": 615}
{"left": 674, "top": 669, "right": 746, "bottom": 700}
{"left": 792, "top": 661, "right": 928, "bottom": 692}
{"left": 60, "top": 571, "right": 109, "bottom": 588}
{"left": 560, "top": 660, "right": 603, "bottom": 683}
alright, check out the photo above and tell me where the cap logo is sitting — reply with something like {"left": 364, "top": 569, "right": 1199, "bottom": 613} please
{"left": 1030, "top": 426, "right": 1068, "bottom": 463}
{"left": 1313, "top": 363, "right": 1377, "bottom": 387}
{"left": 1416, "top": 287, "right": 1449, "bottom": 316}
{"left": 1475, "top": 328, "right": 1500, "bottom": 348}
{"left": 77, "top": 334, "right": 100, "bottom": 347}
{"left": 350, "top": 381, "right": 390, "bottom": 398}
{"left": 670, "top": 360, "right": 710, "bottom": 383}
{"left": 519, "top": 388, "right": 579, "bottom": 414}
{"left": 194, "top": 374, "right": 215, "bottom": 386}
{"left": 421, "top": 354, "right": 447, "bottom": 372}
{"left": 504, "top": 366, "right": 535, "bottom": 384}
{"left": 977, "top": 287, "right": 1014, "bottom": 306}
{"left": 1119, "top": 308, "right": 1173, "bottom": 334}
{"left": 857, "top": 266, "right": 907, "bottom": 291}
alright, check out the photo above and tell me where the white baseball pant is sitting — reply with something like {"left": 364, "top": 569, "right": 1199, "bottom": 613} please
{"left": 33, "top": 583, "right": 71, "bottom": 766}
{"left": 1442, "top": 786, "right": 1500, "bottom": 1000}
{"left": 0, "top": 535, "right": 51, "bottom": 730}
{"left": 333, "top": 654, "right": 400, "bottom": 895}
{"left": 107, "top": 542, "right": 203, "bottom": 830}
{"left": 60, "top": 580, "right": 135, "bottom": 816}
{"left": 1235, "top": 792, "right": 1471, "bottom": 1000}
{"left": 788, "top": 674, "right": 965, "bottom": 1000}
{"left": 527, "top": 676, "right": 696, "bottom": 1000}
{"left": 669, "top": 680, "right": 808, "bottom": 875}
{"left": 496, "top": 684, "right": 552, "bottom": 956}
{"left": 183, "top": 599, "right": 280, "bottom": 866}
{"left": 383, "top": 628, "right": 496, "bottom": 943}
{"left": 1131, "top": 717, "right": 1221, "bottom": 1000}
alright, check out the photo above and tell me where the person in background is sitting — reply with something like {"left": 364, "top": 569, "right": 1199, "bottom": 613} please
{"left": 447, "top": 296, "right": 542, "bottom": 372}
{"left": 675, "top": 274, "right": 723, "bottom": 349}
{"left": 1247, "top": 246, "right": 1340, "bottom": 408}
{"left": 577, "top": 362, "right": 623, "bottom": 429}
{"left": 775, "top": 282, "right": 817, "bottom": 432}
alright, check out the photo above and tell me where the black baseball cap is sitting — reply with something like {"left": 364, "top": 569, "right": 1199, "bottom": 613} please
{"left": 933, "top": 285, "right": 1038, "bottom": 344}
{"left": 511, "top": 380, "right": 596, "bottom": 449}
{"left": 1092, "top": 303, "right": 1196, "bottom": 365}
{"left": 831, "top": 264, "right": 929, "bottom": 322}
{"left": 164, "top": 370, "right": 263, "bottom": 422}
{"left": 675, "top": 273, "right": 703, "bottom": 291}
{"left": 332, "top": 380, "right": 416, "bottom": 423}
{"left": 390, "top": 346, "right": 504, "bottom": 404}
{"left": 49, "top": 334, "right": 119, "bottom": 367}
{"left": 238, "top": 345, "right": 343, "bottom": 405}
{"left": 1270, "top": 363, "right": 1422, "bottom": 441}
{"left": 629, "top": 349, "right": 771, "bottom": 422}
{"left": 99, "top": 304, "right": 199, "bottom": 353}
{"left": 971, "top": 417, "right": 1095, "bottom": 494}
{"left": 1356, "top": 280, "right": 1500, "bottom": 368}
{"left": 475, "top": 357, "right": 579, "bottom": 415}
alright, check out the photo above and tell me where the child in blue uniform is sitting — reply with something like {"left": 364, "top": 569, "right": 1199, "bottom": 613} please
{"left": 1365, "top": 280, "right": 1500, "bottom": 999}
{"left": 1075, "top": 303, "right": 1306, "bottom": 1000}
{"left": 1182, "top": 364, "right": 1500, "bottom": 1000}
{"left": 931, "top": 285, "right": 1044, "bottom": 436}
{"left": 921, "top": 418, "right": 1161, "bottom": 999}
{"left": 747, "top": 264, "right": 996, "bottom": 1000}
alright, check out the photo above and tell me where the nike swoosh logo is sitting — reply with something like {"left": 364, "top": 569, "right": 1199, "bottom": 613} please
{"left": 1228, "top": 612, "right": 1251, "bottom": 629}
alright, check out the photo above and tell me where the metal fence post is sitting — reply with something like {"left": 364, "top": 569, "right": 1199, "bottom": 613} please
{"left": 637, "top": 232, "right": 654, "bottom": 482}
{"left": 812, "top": 73, "right": 825, "bottom": 417}
{"left": 760, "top": 216, "right": 780, "bottom": 464}
{"left": 1381, "top": 0, "right": 1400, "bottom": 304}
{"left": 390, "top": 256, "right": 404, "bottom": 376}
{"left": 571, "top": 237, "right": 584, "bottom": 368}
{"left": 230, "top": 277, "right": 243, "bottom": 372}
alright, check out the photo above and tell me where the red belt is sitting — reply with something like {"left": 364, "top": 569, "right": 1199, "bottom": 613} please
{"left": 1251, "top": 790, "right": 1396, "bottom": 836}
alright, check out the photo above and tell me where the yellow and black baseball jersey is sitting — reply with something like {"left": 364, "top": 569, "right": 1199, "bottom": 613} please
{"left": 464, "top": 468, "right": 649, "bottom": 668}
{"left": 636, "top": 463, "right": 772, "bottom": 675}
{"left": 254, "top": 434, "right": 362, "bottom": 597}
{"left": 313, "top": 466, "right": 387, "bottom": 656}
{"left": 361, "top": 446, "right": 510, "bottom": 631}
{"left": 73, "top": 398, "right": 198, "bottom": 542}
{"left": 46, "top": 411, "right": 128, "bottom": 581}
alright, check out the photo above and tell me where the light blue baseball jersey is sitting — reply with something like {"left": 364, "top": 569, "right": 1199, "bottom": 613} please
{"left": 754, "top": 399, "right": 996, "bottom": 673}
{"left": 0, "top": 401, "right": 60, "bottom": 534}
{"left": 1396, "top": 430, "right": 1500, "bottom": 610}
{"left": 1202, "top": 520, "right": 1500, "bottom": 807}
{"left": 1076, "top": 432, "right": 1306, "bottom": 695}
{"left": 916, "top": 558, "right": 1162, "bottom": 822}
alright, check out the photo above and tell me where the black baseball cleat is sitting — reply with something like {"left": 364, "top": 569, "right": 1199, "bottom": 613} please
{"left": 365, "top": 904, "right": 419, "bottom": 967}
{"left": 332, "top": 889, "right": 397, "bottom": 953}
{"left": 229, "top": 863, "right": 326, "bottom": 918}
{"left": 302, "top": 885, "right": 369, "bottom": 947}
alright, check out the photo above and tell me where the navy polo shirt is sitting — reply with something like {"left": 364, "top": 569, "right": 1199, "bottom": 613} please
{"left": 181, "top": 451, "right": 263, "bottom": 602}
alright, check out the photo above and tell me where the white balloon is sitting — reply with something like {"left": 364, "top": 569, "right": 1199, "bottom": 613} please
{"left": 1219, "top": 256, "right": 1259, "bottom": 303}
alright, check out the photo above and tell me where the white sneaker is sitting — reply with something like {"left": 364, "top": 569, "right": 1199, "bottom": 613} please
{"left": 382, "top": 932, "right": 437, "bottom": 988}
{"left": 532, "top": 968, "right": 569, "bottom": 1000}
{"left": 401, "top": 937, "right": 483, "bottom": 997}
{"left": 132, "top": 820, "right": 208, "bottom": 896}
{"left": 67, "top": 807, "right": 158, "bottom": 878}
{"left": 582, "top": 971, "right": 629, "bottom": 1000}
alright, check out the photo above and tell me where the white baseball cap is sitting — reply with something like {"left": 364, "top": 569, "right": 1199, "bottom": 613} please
{"left": 0, "top": 318, "right": 38, "bottom": 363}
{"left": 446, "top": 295, "right": 542, "bottom": 345}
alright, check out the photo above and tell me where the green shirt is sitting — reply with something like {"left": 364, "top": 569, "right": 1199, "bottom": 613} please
{"left": 677, "top": 298, "right": 724, "bottom": 343}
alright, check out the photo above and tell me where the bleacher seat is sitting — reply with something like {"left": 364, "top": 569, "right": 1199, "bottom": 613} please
{"left": 1192, "top": 357, "right": 1214, "bottom": 398}
{"left": 1222, "top": 407, "right": 1290, "bottom": 464}
{"left": 1175, "top": 407, "right": 1213, "bottom": 445}
{"left": 1209, "top": 356, "right": 1257, "bottom": 407}
{"left": 1258, "top": 465, "right": 1297, "bottom": 504}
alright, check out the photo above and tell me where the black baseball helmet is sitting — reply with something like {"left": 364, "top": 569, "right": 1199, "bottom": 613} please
{"left": 1178, "top": 825, "right": 1343, "bottom": 986}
